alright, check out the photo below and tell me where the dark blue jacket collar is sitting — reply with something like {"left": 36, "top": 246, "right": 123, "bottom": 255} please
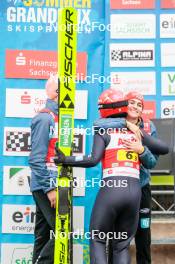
{"left": 45, "top": 99, "right": 58, "bottom": 115}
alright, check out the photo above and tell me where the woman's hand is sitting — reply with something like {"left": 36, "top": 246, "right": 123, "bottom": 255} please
{"left": 123, "top": 138, "right": 145, "bottom": 155}
{"left": 54, "top": 146, "right": 65, "bottom": 164}
{"left": 126, "top": 120, "right": 143, "bottom": 141}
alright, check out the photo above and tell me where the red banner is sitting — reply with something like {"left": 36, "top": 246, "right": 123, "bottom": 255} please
{"left": 161, "top": 0, "right": 175, "bottom": 8}
{"left": 5, "top": 50, "right": 87, "bottom": 80}
{"left": 142, "top": 101, "right": 156, "bottom": 120}
{"left": 110, "top": 0, "right": 155, "bottom": 9}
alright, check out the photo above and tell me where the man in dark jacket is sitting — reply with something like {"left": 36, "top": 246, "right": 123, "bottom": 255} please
{"left": 29, "top": 74, "right": 58, "bottom": 264}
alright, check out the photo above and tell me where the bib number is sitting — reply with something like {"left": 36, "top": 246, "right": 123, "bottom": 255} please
{"left": 117, "top": 150, "right": 138, "bottom": 162}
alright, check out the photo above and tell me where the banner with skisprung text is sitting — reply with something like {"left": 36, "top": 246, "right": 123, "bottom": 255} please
{"left": 0, "top": 0, "right": 105, "bottom": 263}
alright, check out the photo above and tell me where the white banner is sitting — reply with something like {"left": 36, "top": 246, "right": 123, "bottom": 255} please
{"left": 72, "top": 128, "right": 86, "bottom": 156}
{"left": 160, "top": 14, "right": 175, "bottom": 38}
{"left": 3, "top": 166, "right": 31, "bottom": 195}
{"left": 3, "top": 166, "right": 85, "bottom": 197}
{"left": 161, "top": 72, "right": 175, "bottom": 95}
{"left": 73, "top": 206, "right": 85, "bottom": 233}
{"left": 110, "top": 72, "right": 156, "bottom": 95}
{"left": 3, "top": 127, "right": 86, "bottom": 156}
{"left": 2, "top": 205, "right": 84, "bottom": 234}
{"left": 1, "top": 244, "right": 33, "bottom": 264}
{"left": 2, "top": 205, "right": 36, "bottom": 234}
{"left": 161, "top": 43, "right": 175, "bottom": 67}
{"left": 73, "top": 168, "right": 86, "bottom": 197}
{"left": 6, "top": 89, "right": 88, "bottom": 119}
{"left": 1, "top": 243, "right": 84, "bottom": 264}
{"left": 73, "top": 244, "right": 84, "bottom": 264}
{"left": 110, "top": 43, "right": 155, "bottom": 67}
{"left": 161, "top": 101, "right": 175, "bottom": 118}
{"left": 3, "top": 127, "right": 31, "bottom": 156}
{"left": 110, "top": 14, "right": 156, "bottom": 39}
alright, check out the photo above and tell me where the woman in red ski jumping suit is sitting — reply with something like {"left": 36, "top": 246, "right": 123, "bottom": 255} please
{"left": 54, "top": 89, "right": 168, "bottom": 264}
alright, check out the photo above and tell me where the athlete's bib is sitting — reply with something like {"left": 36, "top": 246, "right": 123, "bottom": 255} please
{"left": 102, "top": 130, "right": 140, "bottom": 179}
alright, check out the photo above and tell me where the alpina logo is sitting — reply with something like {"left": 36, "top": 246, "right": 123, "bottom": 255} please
{"left": 110, "top": 44, "right": 155, "bottom": 67}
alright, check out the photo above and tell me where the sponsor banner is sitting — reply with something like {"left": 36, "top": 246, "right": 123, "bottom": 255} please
{"left": 110, "top": 0, "right": 155, "bottom": 9}
{"left": 5, "top": 50, "right": 87, "bottom": 80}
{"left": 75, "top": 90, "right": 88, "bottom": 120}
{"left": 161, "top": 72, "right": 175, "bottom": 96}
{"left": 161, "top": 43, "right": 175, "bottom": 67}
{"left": 110, "top": 43, "right": 155, "bottom": 67}
{"left": 111, "top": 72, "right": 156, "bottom": 95}
{"left": 110, "top": 14, "right": 156, "bottom": 39}
{"left": 3, "top": 166, "right": 85, "bottom": 196}
{"left": 2, "top": 205, "right": 36, "bottom": 234}
{"left": 1, "top": 243, "right": 84, "bottom": 264}
{"left": 161, "top": 101, "right": 175, "bottom": 118}
{"left": 73, "top": 206, "right": 85, "bottom": 233}
{"left": 3, "top": 127, "right": 85, "bottom": 156}
{"left": 1, "top": 244, "right": 33, "bottom": 264}
{"left": 3, "top": 166, "right": 31, "bottom": 195}
{"left": 73, "top": 244, "right": 84, "bottom": 264}
{"left": 161, "top": 0, "right": 175, "bottom": 8}
{"left": 2, "top": 205, "right": 84, "bottom": 234}
{"left": 6, "top": 89, "right": 47, "bottom": 118}
{"left": 73, "top": 168, "right": 86, "bottom": 197}
{"left": 5, "top": 2, "right": 92, "bottom": 34}
{"left": 73, "top": 128, "right": 86, "bottom": 156}
{"left": 6, "top": 89, "right": 88, "bottom": 119}
{"left": 142, "top": 101, "right": 156, "bottom": 120}
{"left": 3, "top": 127, "right": 31, "bottom": 156}
{"left": 160, "top": 14, "right": 175, "bottom": 38}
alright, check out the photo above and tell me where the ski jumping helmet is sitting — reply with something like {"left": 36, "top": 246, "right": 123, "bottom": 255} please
{"left": 98, "top": 89, "right": 128, "bottom": 118}
{"left": 124, "top": 91, "right": 144, "bottom": 108}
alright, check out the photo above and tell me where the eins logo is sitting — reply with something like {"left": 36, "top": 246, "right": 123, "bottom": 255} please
{"left": 12, "top": 207, "right": 36, "bottom": 223}
{"left": 161, "top": 102, "right": 175, "bottom": 118}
